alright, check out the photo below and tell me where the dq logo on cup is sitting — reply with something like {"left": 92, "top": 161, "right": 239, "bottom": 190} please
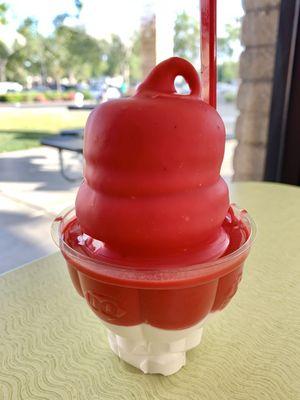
{"left": 85, "top": 291, "right": 126, "bottom": 321}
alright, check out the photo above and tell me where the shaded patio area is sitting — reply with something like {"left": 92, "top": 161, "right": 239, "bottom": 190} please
{"left": 0, "top": 147, "right": 80, "bottom": 273}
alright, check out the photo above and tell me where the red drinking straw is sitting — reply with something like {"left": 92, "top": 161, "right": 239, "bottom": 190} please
{"left": 200, "top": 0, "right": 217, "bottom": 108}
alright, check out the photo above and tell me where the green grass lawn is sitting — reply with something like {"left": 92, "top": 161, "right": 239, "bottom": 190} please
{"left": 0, "top": 107, "right": 90, "bottom": 153}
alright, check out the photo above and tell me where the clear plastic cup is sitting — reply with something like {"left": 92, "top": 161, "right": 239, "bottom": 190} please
{"left": 52, "top": 204, "right": 255, "bottom": 375}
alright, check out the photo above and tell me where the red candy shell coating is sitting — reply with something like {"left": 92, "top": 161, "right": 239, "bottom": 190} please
{"left": 75, "top": 57, "right": 229, "bottom": 261}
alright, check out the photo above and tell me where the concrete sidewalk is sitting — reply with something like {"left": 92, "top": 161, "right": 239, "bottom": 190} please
{"left": 0, "top": 141, "right": 236, "bottom": 274}
{"left": 0, "top": 147, "right": 80, "bottom": 273}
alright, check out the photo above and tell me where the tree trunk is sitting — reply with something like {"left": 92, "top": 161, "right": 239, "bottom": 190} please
{"left": 0, "top": 59, "right": 7, "bottom": 81}
{"left": 56, "top": 77, "right": 62, "bottom": 91}
{"left": 40, "top": 61, "right": 47, "bottom": 86}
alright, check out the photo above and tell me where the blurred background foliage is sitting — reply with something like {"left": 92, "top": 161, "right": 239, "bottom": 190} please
{"left": 0, "top": 1, "right": 240, "bottom": 89}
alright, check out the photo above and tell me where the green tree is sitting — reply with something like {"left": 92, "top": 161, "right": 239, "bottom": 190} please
{"left": 173, "top": 11, "right": 200, "bottom": 62}
{"left": 128, "top": 31, "right": 142, "bottom": 84}
{"left": 217, "top": 61, "right": 238, "bottom": 83}
{"left": 6, "top": 17, "right": 47, "bottom": 84}
{"left": 105, "top": 34, "right": 127, "bottom": 77}
{"left": 53, "top": 0, "right": 83, "bottom": 28}
{"left": 0, "top": 3, "right": 28, "bottom": 82}
{"left": 0, "top": 3, "right": 9, "bottom": 80}
{"left": 217, "top": 21, "right": 240, "bottom": 59}
{"left": 0, "top": 2, "right": 8, "bottom": 24}
{"left": 1, "top": 0, "right": 136, "bottom": 86}
{"left": 74, "top": 0, "right": 83, "bottom": 17}
{"left": 46, "top": 26, "right": 108, "bottom": 85}
{"left": 217, "top": 20, "right": 240, "bottom": 82}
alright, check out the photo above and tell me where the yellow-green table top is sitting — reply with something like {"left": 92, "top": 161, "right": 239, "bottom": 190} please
{"left": 1, "top": 182, "right": 300, "bottom": 399}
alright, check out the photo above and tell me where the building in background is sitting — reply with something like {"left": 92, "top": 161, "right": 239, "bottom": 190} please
{"left": 233, "top": 0, "right": 281, "bottom": 181}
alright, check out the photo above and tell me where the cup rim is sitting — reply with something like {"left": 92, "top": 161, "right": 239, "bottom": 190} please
{"left": 52, "top": 204, "right": 256, "bottom": 284}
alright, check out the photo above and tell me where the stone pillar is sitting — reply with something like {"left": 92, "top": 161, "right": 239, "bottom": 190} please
{"left": 140, "top": 14, "right": 156, "bottom": 79}
{"left": 140, "top": 2, "right": 176, "bottom": 79}
{"left": 233, "top": 0, "right": 281, "bottom": 181}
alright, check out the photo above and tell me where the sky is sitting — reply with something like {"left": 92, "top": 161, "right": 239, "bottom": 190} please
{"left": 6, "top": 0, "right": 244, "bottom": 41}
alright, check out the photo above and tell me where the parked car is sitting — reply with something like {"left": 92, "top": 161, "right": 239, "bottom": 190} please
{"left": 0, "top": 81, "right": 23, "bottom": 95}
{"left": 89, "top": 78, "right": 122, "bottom": 102}
{"left": 102, "top": 86, "right": 121, "bottom": 102}
{"left": 89, "top": 79, "right": 107, "bottom": 101}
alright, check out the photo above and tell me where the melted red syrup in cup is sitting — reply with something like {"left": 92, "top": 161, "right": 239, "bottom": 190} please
{"left": 60, "top": 205, "right": 251, "bottom": 330}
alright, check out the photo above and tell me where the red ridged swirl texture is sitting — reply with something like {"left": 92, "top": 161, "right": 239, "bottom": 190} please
{"left": 75, "top": 57, "right": 230, "bottom": 262}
